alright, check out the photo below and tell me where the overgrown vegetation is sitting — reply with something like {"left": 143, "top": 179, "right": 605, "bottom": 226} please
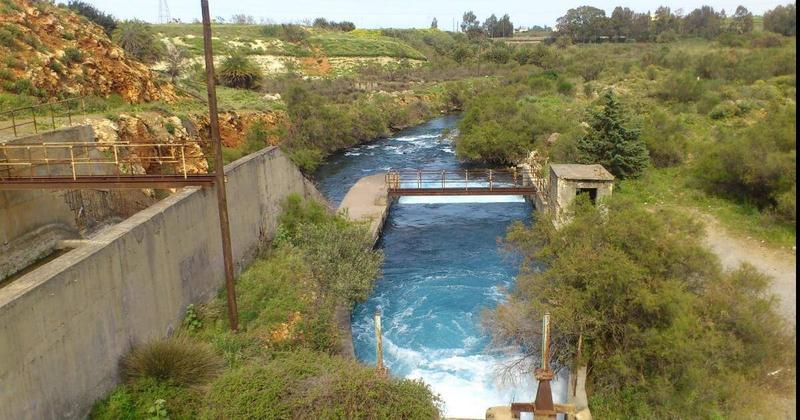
{"left": 67, "top": 0, "right": 117, "bottom": 35}
{"left": 486, "top": 196, "right": 795, "bottom": 418}
{"left": 217, "top": 52, "right": 263, "bottom": 89}
{"left": 113, "top": 20, "right": 163, "bottom": 63}
{"left": 92, "top": 196, "right": 441, "bottom": 418}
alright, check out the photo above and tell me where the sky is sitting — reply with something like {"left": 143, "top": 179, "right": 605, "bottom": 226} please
{"left": 82, "top": 0, "right": 789, "bottom": 28}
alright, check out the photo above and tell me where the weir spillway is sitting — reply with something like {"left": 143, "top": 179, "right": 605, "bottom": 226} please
{"left": 315, "top": 116, "right": 568, "bottom": 418}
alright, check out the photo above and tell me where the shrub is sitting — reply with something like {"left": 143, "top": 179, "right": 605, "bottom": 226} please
{"left": 641, "top": 109, "right": 687, "bottom": 167}
{"left": 113, "top": 20, "right": 163, "bottom": 63}
{"left": 68, "top": 0, "right": 117, "bottom": 35}
{"left": 203, "top": 350, "right": 442, "bottom": 419}
{"left": 0, "top": 27, "right": 17, "bottom": 49}
{"left": 218, "top": 53, "right": 263, "bottom": 89}
{"left": 122, "top": 337, "right": 222, "bottom": 386}
{"left": 62, "top": 47, "right": 82, "bottom": 64}
{"left": 261, "top": 24, "right": 309, "bottom": 43}
{"left": 657, "top": 70, "right": 703, "bottom": 102}
{"left": 489, "top": 197, "right": 794, "bottom": 418}
{"left": 693, "top": 103, "right": 796, "bottom": 213}
{"left": 556, "top": 78, "right": 575, "bottom": 96}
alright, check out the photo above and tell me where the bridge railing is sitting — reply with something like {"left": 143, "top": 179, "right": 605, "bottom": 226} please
{"left": 0, "top": 97, "right": 86, "bottom": 139}
{"left": 0, "top": 141, "right": 208, "bottom": 181}
{"left": 386, "top": 169, "right": 537, "bottom": 195}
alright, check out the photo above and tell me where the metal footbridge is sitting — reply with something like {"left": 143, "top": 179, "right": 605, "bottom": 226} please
{"left": 385, "top": 169, "right": 539, "bottom": 196}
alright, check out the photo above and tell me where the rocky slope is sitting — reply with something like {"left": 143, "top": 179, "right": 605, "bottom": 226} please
{"left": 0, "top": 0, "right": 176, "bottom": 102}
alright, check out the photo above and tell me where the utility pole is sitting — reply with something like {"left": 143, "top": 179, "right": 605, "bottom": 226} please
{"left": 533, "top": 312, "right": 557, "bottom": 419}
{"left": 201, "top": 0, "right": 239, "bottom": 332}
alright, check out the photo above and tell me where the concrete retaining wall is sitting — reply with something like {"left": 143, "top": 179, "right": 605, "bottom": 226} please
{"left": 0, "top": 146, "right": 325, "bottom": 420}
{"left": 1, "top": 126, "right": 97, "bottom": 280}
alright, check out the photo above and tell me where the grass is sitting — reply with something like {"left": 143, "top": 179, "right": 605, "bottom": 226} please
{"left": 309, "top": 33, "right": 426, "bottom": 59}
{"left": 91, "top": 197, "right": 439, "bottom": 419}
{"left": 616, "top": 166, "right": 796, "bottom": 249}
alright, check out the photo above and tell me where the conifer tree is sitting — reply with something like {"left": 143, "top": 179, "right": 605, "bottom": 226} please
{"left": 578, "top": 90, "right": 648, "bottom": 179}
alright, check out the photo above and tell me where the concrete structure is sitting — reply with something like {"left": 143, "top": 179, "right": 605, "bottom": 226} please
{"left": 338, "top": 174, "right": 390, "bottom": 245}
{"left": 1, "top": 127, "right": 95, "bottom": 280}
{"left": 0, "top": 146, "right": 325, "bottom": 420}
{"left": 547, "top": 164, "right": 614, "bottom": 218}
{"left": 334, "top": 174, "right": 390, "bottom": 359}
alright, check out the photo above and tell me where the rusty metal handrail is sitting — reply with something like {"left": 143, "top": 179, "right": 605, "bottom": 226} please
{"left": 386, "top": 169, "right": 539, "bottom": 195}
{"left": 0, "top": 97, "right": 86, "bottom": 138}
{"left": 0, "top": 141, "right": 205, "bottom": 181}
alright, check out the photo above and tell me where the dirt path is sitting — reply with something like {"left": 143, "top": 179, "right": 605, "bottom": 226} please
{"left": 700, "top": 214, "right": 796, "bottom": 324}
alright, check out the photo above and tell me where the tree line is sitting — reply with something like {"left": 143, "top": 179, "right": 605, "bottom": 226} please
{"left": 460, "top": 11, "right": 514, "bottom": 39}
{"left": 556, "top": 3, "right": 796, "bottom": 42}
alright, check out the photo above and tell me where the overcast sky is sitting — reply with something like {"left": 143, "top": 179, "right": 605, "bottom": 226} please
{"left": 80, "top": 0, "right": 789, "bottom": 28}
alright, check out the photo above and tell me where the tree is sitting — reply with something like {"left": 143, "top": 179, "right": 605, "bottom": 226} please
{"left": 484, "top": 14, "right": 499, "bottom": 37}
{"left": 430, "top": 17, "right": 438, "bottom": 29}
{"left": 67, "top": 0, "right": 117, "bottom": 36}
{"left": 729, "top": 5, "right": 754, "bottom": 34}
{"left": 577, "top": 91, "right": 648, "bottom": 179}
{"left": 609, "top": 6, "right": 635, "bottom": 38}
{"left": 763, "top": 3, "right": 796, "bottom": 36}
{"left": 487, "top": 196, "right": 793, "bottom": 417}
{"left": 218, "top": 52, "right": 263, "bottom": 89}
{"left": 461, "top": 11, "right": 484, "bottom": 39}
{"left": 230, "top": 14, "right": 256, "bottom": 25}
{"left": 164, "top": 44, "right": 190, "bottom": 82}
{"left": 556, "top": 6, "right": 608, "bottom": 42}
{"left": 682, "top": 6, "right": 723, "bottom": 39}
{"left": 652, "top": 6, "right": 679, "bottom": 35}
{"left": 112, "top": 20, "right": 163, "bottom": 64}
{"left": 630, "top": 12, "right": 652, "bottom": 41}
{"left": 498, "top": 14, "right": 514, "bottom": 37}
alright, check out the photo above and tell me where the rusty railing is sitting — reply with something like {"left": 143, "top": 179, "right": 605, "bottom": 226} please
{"left": 386, "top": 169, "right": 538, "bottom": 196}
{"left": 0, "top": 141, "right": 214, "bottom": 189}
{"left": 0, "top": 97, "right": 87, "bottom": 138}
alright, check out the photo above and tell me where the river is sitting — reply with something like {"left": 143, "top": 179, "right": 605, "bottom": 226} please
{"left": 314, "top": 115, "right": 566, "bottom": 418}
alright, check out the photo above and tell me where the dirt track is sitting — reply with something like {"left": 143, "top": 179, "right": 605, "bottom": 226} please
{"left": 701, "top": 215, "right": 796, "bottom": 325}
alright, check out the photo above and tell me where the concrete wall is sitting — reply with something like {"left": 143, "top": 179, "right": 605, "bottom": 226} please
{"left": 0, "top": 126, "right": 97, "bottom": 280}
{"left": 0, "top": 146, "right": 325, "bottom": 420}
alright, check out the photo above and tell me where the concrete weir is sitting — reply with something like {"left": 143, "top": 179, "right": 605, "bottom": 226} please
{"left": 338, "top": 174, "right": 390, "bottom": 245}
{"left": 333, "top": 174, "right": 390, "bottom": 359}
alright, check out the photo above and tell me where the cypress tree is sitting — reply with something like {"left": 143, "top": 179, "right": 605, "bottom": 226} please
{"left": 578, "top": 90, "right": 649, "bottom": 179}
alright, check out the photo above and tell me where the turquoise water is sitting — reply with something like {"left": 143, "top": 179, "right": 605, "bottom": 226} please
{"left": 314, "top": 116, "right": 566, "bottom": 418}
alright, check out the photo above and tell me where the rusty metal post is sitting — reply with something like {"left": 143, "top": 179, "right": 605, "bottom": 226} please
{"left": 202, "top": 0, "right": 239, "bottom": 332}
{"left": 534, "top": 312, "right": 556, "bottom": 419}
{"left": 31, "top": 108, "right": 38, "bottom": 134}
{"left": 375, "top": 309, "right": 385, "bottom": 375}
{"left": 11, "top": 110, "right": 17, "bottom": 137}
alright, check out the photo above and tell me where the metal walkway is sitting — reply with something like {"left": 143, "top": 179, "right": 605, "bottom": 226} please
{"left": 386, "top": 169, "right": 538, "bottom": 196}
{"left": 0, "top": 140, "right": 214, "bottom": 190}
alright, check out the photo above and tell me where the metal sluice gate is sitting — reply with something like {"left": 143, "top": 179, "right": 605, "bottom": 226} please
{"left": 385, "top": 169, "right": 538, "bottom": 196}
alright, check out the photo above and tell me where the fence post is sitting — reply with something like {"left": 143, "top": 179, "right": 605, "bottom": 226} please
{"left": 31, "top": 108, "right": 37, "bottom": 134}
{"left": 489, "top": 169, "right": 493, "bottom": 190}
{"left": 69, "top": 146, "right": 76, "bottom": 180}
{"left": 442, "top": 169, "right": 445, "bottom": 189}
{"left": 11, "top": 110, "right": 17, "bottom": 137}
{"left": 50, "top": 104, "right": 56, "bottom": 130}
{"left": 375, "top": 309, "right": 385, "bottom": 376}
{"left": 465, "top": 169, "right": 469, "bottom": 191}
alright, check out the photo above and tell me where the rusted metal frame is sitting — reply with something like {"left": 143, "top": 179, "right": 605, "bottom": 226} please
{"left": 387, "top": 188, "right": 536, "bottom": 197}
{"left": 202, "top": 0, "right": 239, "bottom": 332}
{"left": 0, "top": 174, "right": 215, "bottom": 190}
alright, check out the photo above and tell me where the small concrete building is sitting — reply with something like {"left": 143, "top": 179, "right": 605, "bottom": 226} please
{"left": 547, "top": 164, "right": 614, "bottom": 216}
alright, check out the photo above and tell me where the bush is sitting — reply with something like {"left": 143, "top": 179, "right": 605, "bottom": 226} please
{"left": 641, "top": 109, "right": 687, "bottom": 167}
{"left": 203, "top": 350, "right": 442, "bottom": 419}
{"left": 62, "top": 47, "right": 82, "bottom": 64}
{"left": 693, "top": 103, "right": 796, "bottom": 214}
{"left": 113, "top": 20, "right": 163, "bottom": 63}
{"left": 488, "top": 197, "right": 794, "bottom": 418}
{"left": 122, "top": 338, "right": 222, "bottom": 386}
{"left": 218, "top": 53, "right": 263, "bottom": 89}
{"left": 68, "top": 0, "right": 117, "bottom": 35}
{"left": 261, "top": 24, "right": 309, "bottom": 42}
{"left": 91, "top": 378, "right": 202, "bottom": 420}
{"left": 657, "top": 70, "right": 703, "bottom": 102}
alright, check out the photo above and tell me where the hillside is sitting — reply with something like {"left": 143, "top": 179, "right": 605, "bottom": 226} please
{"left": 0, "top": 0, "right": 176, "bottom": 103}
{"left": 154, "top": 24, "right": 427, "bottom": 76}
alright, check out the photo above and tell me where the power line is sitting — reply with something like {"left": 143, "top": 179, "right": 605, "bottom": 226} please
{"left": 158, "top": 0, "right": 171, "bottom": 24}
